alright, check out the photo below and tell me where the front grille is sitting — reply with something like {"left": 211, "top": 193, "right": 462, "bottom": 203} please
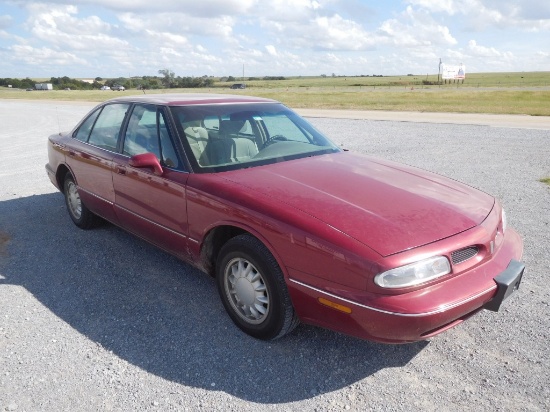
{"left": 451, "top": 246, "right": 478, "bottom": 265}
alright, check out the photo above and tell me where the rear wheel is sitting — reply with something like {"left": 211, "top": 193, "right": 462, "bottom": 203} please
{"left": 63, "top": 173, "right": 100, "bottom": 229}
{"left": 216, "top": 234, "right": 299, "bottom": 340}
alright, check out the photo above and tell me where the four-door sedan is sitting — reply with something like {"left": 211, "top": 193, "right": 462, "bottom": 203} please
{"left": 46, "top": 94, "right": 524, "bottom": 343}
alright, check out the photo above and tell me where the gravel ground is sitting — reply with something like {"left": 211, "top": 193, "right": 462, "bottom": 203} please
{"left": 0, "top": 100, "right": 549, "bottom": 411}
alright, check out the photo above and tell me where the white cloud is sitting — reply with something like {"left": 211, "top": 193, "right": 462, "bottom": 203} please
{"left": 265, "top": 45, "right": 278, "bottom": 56}
{"left": 407, "top": 0, "right": 458, "bottom": 14}
{"left": 145, "top": 30, "right": 188, "bottom": 46}
{"left": 312, "top": 15, "right": 376, "bottom": 50}
{"left": 0, "top": 15, "right": 13, "bottom": 29}
{"left": 118, "top": 12, "right": 234, "bottom": 38}
{"left": 15, "top": 0, "right": 258, "bottom": 16}
{"left": 407, "top": 0, "right": 550, "bottom": 30}
{"left": 23, "top": 4, "right": 128, "bottom": 51}
{"left": 260, "top": 0, "right": 322, "bottom": 22}
{"left": 378, "top": 6, "right": 457, "bottom": 47}
{"left": 9, "top": 44, "right": 88, "bottom": 66}
{"left": 467, "top": 39, "right": 513, "bottom": 58}
{"left": 259, "top": 4, "right": 457, "bottom": 53}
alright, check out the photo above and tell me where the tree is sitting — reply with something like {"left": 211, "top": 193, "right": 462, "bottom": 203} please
{"left": 158, "top": 69, "right": 175, "bottom": 88}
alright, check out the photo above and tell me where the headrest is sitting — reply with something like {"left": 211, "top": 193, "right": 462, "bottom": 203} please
{"left": 219, "top": 120, "right": 245, "bottom": 136}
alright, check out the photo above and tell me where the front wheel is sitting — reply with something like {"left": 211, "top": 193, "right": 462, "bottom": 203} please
{"left": 216, "top": 234, "right": 299, "bottom": 340}
{"left": 63, "top": 173, "right": 100, "bottom": 229}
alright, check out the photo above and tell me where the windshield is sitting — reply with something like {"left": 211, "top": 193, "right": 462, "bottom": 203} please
{"left": 170, "top": 103, "right": 341, "bottom": 172}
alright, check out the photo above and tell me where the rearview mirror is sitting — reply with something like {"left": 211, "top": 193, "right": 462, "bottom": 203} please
{"left": 129, "top": 152, "right": 163, "bottom": 176}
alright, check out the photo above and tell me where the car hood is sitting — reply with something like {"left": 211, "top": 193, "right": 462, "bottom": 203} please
{"left": 220, "top": 152, "right": 494, "bottom": 256}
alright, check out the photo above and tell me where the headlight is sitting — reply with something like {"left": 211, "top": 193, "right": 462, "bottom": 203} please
{"left": 374, "top": 256, "right": 451, "bottom": 289}
{"left": 501, "top": 208, "right": 507, "bottom": 233}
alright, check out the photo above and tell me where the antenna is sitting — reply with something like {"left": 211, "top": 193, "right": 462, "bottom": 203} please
{"left": 56, "top": 106, "right": 61, "bottom": 135}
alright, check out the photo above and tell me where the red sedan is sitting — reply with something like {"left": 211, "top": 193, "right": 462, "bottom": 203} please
{"left": 46, "top": 94, "right": 524, "bottom": 343}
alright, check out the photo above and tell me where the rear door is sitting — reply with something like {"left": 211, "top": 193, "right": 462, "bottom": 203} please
{"left": 112, "top": 104, "right": 192, "bottom": 259}
{"left": 66, "top": 103, "right": 130, "bottom": 223}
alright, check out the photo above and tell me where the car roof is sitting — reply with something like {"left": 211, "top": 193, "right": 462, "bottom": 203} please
{"left": 105, "top": 93, "right": 278, "bottom": 106}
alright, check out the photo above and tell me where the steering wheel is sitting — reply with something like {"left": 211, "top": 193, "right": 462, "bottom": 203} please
{"left": 262, "top": 134, "right": 288, "bottom": 149}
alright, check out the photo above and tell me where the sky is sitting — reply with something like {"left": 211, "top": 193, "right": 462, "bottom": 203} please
{"left": 0, "top": 0, "right": 549, "bottom": 79}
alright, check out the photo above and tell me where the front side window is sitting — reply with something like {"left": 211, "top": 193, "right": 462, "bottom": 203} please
{"left": 172, "top": 103, "right": 340, "bottom": 172}
{"left": 87, "top": 103, "right": 129, "bottom": 151}
{"left": 123, "top": 104, "right": 180, "bottom": 169}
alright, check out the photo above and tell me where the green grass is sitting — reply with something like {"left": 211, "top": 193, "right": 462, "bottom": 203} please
{"left": 243, "top": 89, "right": 550, "bottom": 115}
{"left": 2, "top": 71, "right": 550, "bottom": 116}
{"left": 220, "top": 71, "right": 550, "bottom": 89}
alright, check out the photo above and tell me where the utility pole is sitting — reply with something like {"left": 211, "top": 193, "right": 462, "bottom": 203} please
{"left": 438, "top": 58, "right": 442, "bottom": 84}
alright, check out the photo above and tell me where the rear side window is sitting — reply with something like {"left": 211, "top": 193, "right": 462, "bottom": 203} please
{"left": 74, "top": 108, "right": 101, "bottom": 142}
{"left": 87, "top": 103, "right": 129, "bottom": 151}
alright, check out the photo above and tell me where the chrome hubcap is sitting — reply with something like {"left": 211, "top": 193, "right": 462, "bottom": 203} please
{"left": 224, "top": 258, "right": 269, "bottom": 324}
{"left": 66, "top": 181, "right": 82, "bottom": 219}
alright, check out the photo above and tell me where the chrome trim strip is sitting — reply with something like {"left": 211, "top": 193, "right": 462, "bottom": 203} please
{"left": 78, "top": 187, "right": 114, "bottom": 205}
{"left": 116, "top": 205, "right": 189, "bottom": 240}
{"left": 289, "top": 278, "right": 497, "bottom": 318}
{"left": 78, "top": 187, "right": 190, "bottom": 241}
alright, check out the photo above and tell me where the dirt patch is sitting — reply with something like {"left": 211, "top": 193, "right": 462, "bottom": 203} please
{"left": 0, "top": 230, "right": 10, "bottom": 256}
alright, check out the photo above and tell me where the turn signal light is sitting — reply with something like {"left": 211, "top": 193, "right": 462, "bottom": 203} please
{"left": 318, "top": 297, "right": 352, "bottom": 314}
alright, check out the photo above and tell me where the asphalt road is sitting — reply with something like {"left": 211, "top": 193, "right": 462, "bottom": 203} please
{"left": 1, "top": 100, "right": 549, "bottom": 411}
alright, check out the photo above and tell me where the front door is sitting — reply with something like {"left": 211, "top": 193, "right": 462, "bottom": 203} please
{"left": 112, "top": 104, "right": 191, "bottom": 259}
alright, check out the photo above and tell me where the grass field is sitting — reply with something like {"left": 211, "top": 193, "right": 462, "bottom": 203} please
{"left": 230, "top": 71, "right": 550, "bottom": 89}
{"left": 2, "top": 71, "right": 550, "bottom": 116}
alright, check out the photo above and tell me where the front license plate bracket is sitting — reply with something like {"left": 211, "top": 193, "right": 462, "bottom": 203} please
{"left": 484, "top": 259, "right": 525, "bottom": 312}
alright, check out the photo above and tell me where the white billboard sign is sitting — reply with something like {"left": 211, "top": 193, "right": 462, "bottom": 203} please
{"left": 442, "top": 64, "right": 466, "bottom": 80}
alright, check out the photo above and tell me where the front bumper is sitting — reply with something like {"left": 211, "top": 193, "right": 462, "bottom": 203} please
{"left": 288, "top": 228, "right": 524, "bottom": 343}
{"left": 484, "top": 259, "right": 524, "bottom": 312}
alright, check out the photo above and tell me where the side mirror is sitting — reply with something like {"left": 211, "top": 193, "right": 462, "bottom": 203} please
{"left": 129, "top": 152, "right": 163, "bottom": 176}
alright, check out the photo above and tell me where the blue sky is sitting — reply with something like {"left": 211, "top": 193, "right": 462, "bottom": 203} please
{"left": 0, "top": 0, "right": 548, "bottom": 78}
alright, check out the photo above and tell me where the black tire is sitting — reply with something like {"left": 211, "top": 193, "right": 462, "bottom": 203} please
{"left": 216, "top": 234, "right": 299, "bottom": 340}
{"left": 63, "top": 173, "right": 100, "bottom": 229}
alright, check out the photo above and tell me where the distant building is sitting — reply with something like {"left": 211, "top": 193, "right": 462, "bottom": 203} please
{"left": 35, "top": 83, "right": 53, "bottom": 90}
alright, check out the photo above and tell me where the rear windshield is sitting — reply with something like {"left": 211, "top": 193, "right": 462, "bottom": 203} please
{"left": 170, "top": 103, "right": 340, "bottom": 172}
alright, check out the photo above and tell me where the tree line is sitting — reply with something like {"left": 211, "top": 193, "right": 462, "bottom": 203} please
{"left": 0, "top": 72, "right": 216, "bottom": 90}
{"left": 1, "top": 71, "right": 288, "bottom": 91}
